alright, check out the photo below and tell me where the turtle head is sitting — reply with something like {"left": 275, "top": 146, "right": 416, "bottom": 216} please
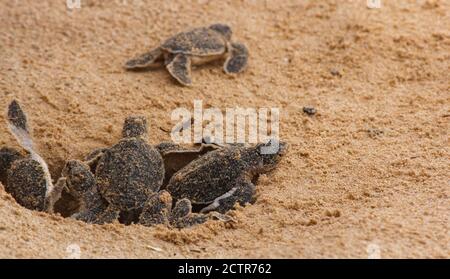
{"left": 209, "top": 23, "right": 232, "bottom": 41}
{"left": 62, "top": 160, "right": 95, "bottom": 199}
{"left": 122, "top": 116, "right": 148, "bottom": 139}
{"left": 255, "top": 139, "right": 288, "bottom": 172}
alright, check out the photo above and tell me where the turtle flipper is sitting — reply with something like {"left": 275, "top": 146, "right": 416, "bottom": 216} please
{"left": 45, "top": 177, "right": 67, "bottom": 213}
{"left": 84, "top": 147, "right": 107, "bottom": 172}
{"left": 124, "top": 47, "right": 164, "bottom": 69}
{"left": 200, "top": 176, "right": 256, "bottom": 214}
{"left": 166, "top": 54, "right": 193, "bottom": 86}
{"left": 7, "top": 100, "right": 32, "bottom": 153}
{"left": 170, "top": 198, "right": 207, "bottom": 228}
{"left": 139, "top": 191, "right": 172, "bottom": 227}
{"left": 174, "top": 213, "right": 208, "bottom": 228}
{"left": 6, "top": 100, "right": 56, "bottom": 210}
{"left": 224, "top": 42, "right": 249, "bottom": 74}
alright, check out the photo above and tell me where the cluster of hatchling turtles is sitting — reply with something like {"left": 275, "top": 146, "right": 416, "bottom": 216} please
{"left": 0, "top": 101, "right": 287, "bottom": 228}
{"left": 0, "top": 24, "right": 286, "bottom": 228}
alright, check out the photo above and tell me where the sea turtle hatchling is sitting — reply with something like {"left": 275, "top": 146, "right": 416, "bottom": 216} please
{"left": 95, "top": 116, "right": 165, "bottom": 214}
{"left": 125, "top": 23, "right": 249, "bottom": 86}
{"left": 57, "top": 116, "right": 165, "bottom": 224}
{"left": 166, "top": 140, "right": 288, "bottom": 214}
{"left": 0, "top": 100, "right": 64, "bottom": 212}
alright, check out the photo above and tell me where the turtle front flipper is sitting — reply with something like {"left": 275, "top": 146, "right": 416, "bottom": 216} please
{"left": 170, "top": 198, "right": 207, "bottom": 228}
{"left": 124, "top": 47, "right": 164, "bottom": 69}
{"left": 224, "top": 42, "right": 249, "bottom": 74}
{"left": 84, "top": 147, "right": 108, "bottom": 172}
{"left": 166, "top": 54, "right": 193, "bottom": 86}
{"left": 45, "top": 177, "right": 67, "bottom": 213}
{"left": 139, "top": 190, "right": 172, "bottom": 227}
{"left": 200, "top": 175, "right": 256, "bottom": 214}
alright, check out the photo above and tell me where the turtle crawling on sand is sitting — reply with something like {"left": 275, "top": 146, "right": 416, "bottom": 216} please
{"left": 0, "top": 100, "right": 64, "bottom": 212}
{"left": 125, "top": 23, "right": 249, "bottom": 86}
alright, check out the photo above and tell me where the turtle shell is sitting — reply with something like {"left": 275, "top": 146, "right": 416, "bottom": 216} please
{"left": 161, "top": 27, "right": 226, "bottom": 56}
{"left": 96, "top": 138, "right": 164, "bottom": 211}
{"left": 6, "top": 158, "right": 47, "bottom": 211}
{"left": 166, "top": 146, "right": 255, "bottom": 204}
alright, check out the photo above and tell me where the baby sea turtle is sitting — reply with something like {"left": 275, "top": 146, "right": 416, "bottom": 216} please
{"left": 95, "top": 116, "right": 165, "bottom": 213}
{"left": 1, "top": 100, "right": 64, "bottom": 212}
{"left": 58, "top": 116, "right": 164, "bottom": 224}
{"left": 166, "top": 140, "right": 288, "bottom": 214}
{"left": 58, "top": 160, "right": 114, "bottom": 224}
{"left": 125, "top": 23, "right": 249, "bottom": 86}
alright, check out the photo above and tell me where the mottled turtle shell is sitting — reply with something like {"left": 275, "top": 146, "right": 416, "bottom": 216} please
{"left": 166, "top": 146, "right": 260, "bottom": 204}
{"left": 95, "top": 138, "right": 164, "bottom": 211}
{"left": 161, "top": 27, "right": 227, "bottom": 56}
{"left": 6, "top": 159, "right": 47, "bottom": 211}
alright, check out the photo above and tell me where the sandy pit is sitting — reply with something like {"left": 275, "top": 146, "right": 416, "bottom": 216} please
{"left": 0, "top": 0, "right": 449, "bottom": 258}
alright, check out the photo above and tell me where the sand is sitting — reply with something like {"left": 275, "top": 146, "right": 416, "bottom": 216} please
{"left": 0, "top": 0, "right": 449, "bottom": 259}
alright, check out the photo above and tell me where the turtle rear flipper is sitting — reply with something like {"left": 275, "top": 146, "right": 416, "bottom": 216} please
{"left": 124, "top": 47, "right": 164, "bottom": 69}
{"left": 170, "top": 198, "right": 207, "bottom": 228}
{"left": 166, "top": 54, "right": 193, "bottom": 86}
{"left": 224, "top": 42, "right": 249, "bottom": 74}
{"left": 7, "top": 100, "right": 32, "bottom": 152}
{"left": 174, "top": 213, "right": 208, "bottom": 228}
{"left": 6, "top": 100, "right": 57, "bottom": 212}
{"left": 200, "top": 175, "right": 256, "bottom": 214}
